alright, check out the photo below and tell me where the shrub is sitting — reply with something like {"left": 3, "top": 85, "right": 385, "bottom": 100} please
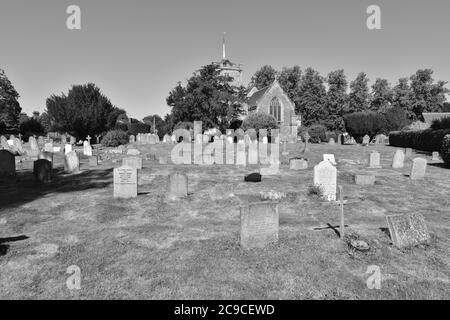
{"left": 308, "top": 124, "right": 327, "bottom": 143}
{"left": 402, "top": 121, "right": 430, "bottom": 132}
{"left": 307, "top": 185, "right": 323, "bottom": 198}
{"left": 389, "top": 128, "right": 450, "bottom": 152}
{"left": 242, "top": 112, "right": 278, "bottom": 132}
{"left": 441, "top": 134, "right": 450, "bottom": 168}
{"left": 343, "top": 111, "right": 387, "bottom": 142}
{"left": 101, "top": 130, "right": 128, "bottom": 147}
{"left": 127, "top": 122, "right": 150, "bottom": 136}
{"left": 431, "top": 117, "right": 450, "bottom": 130}
{"left": 384, "top": 106, "right": 410, "bottom": 132}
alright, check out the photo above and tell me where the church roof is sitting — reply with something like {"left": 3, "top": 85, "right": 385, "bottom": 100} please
{"left": 246, "top": 84, "right": 272, "bottom": 106}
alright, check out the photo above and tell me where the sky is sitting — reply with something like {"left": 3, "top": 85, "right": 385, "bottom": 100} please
{"left": 1, "top": 0, "right": 449, "bottom": 120}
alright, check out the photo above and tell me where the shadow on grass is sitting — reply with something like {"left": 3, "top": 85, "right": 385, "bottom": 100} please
{"left": 0, "top": 235, "right": 29, "bottom": 256}
{"left": 429, "top": 163, "right": 449, "bottom": 169}
{"left": 0, "top": 168, "right": 113, "bottom": 210}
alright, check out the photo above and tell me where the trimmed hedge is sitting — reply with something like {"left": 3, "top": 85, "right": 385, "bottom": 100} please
{"left": 308, "top": 124, "right": 327, "bottom": 143}
{"left": 343, "top": 111, "right": 387, "bottom": 142}
{"left": 431, "top": 117, "right": 450, "bottom": 130}
{"left": 128, "top": 123, "right": 150, "bottom": 136}
{"left": 389, "top": 128, "right": 450, "bottom": 152}
{"left": 441, "top": 134, "right": 450, "bottom": 168}
{"left": 101, "top": 130, "right": 128, "bottom": 147}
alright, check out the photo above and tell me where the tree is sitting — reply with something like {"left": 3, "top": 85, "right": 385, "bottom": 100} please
{"left": 296, "top": 67, "right": 327, "bottom": 127}
{"left": 46, "top": 83, "right": 117, "bottom": 139}
{"left": 392, "top": 78, "right": 414, "bottom": 120}
{"left": 278, "top": 66, "right": 302, "bottom": 106}
{"left": 107, "top": 108, "right": 127, "bottom": 131}
{"left": 250, "top": 65, "right": 278, "bottom": 90}
{"left": 348, "top": 72, "right": 370, "bottom": 113}
{"left": 325, "top": 69, "right": 348, "bottom": 131}
{"left": 370, "top": 78, "right": 392, "bottom": 113}
{"left": 0, "top": 68, "right": 22, "bottom": 133}
{"left": 166, "top": 64, "right": 245, "bottom": 132}
{"left": 38, "top": 112, "right": 52, "bottom": 134}
{"left": 241, "top": 112, "right": 278, "bottom": 132}
{"left": 143, "top": 114, "right": 167, "bottom": 138}
{"left": 409, "top": 69, "right": 449, "bottom": 120}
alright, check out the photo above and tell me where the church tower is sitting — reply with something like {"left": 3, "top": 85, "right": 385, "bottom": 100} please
{"left": 216, "top": 33, "right": 243, "bottom": 87}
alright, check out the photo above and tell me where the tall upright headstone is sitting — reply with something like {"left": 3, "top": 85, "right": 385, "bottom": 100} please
{"left": 167, "top": 173, "right": 188, "bottom": 200}
{"left": 33, "top": 159, "right": 52, "bottom": 182}
{"left": 410, "top": 158, "right": 427, "bottom": 180}
{"left": 368, "top": 151, "right": 382, "bottom": 168}
{"left": 114, "top": 166, "right": 138, "bottom": 199}
{"left": 240, "top": 202, "right": 279, "bottom": 249}
{"left": 38, "top": 151, "right": 54, "bottom": 167}
{"left": 64, "top": 151, "right": 80, "bottom": 173}
{"left": 392, "top": 150, "right": 405, "bottom": 169}
{"left": 313, "top": 160, "right": 337, "bottom": 201}
{"left": 28, "top": 136, "right": 39, "bottom": 157}
{"left": 0, "top": 150, "right": 15, "bottom": 178}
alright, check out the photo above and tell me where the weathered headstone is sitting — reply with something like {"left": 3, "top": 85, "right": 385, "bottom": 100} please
{"left": 289, "top": 158, "right": 308, "bottom": 170}
{"left": 313, "top": 160, "right": 337, "bottom": 201}
{"left": 83, "top": 143, "right": 93, "bottom": 156}
{"left": 89, "top": 155, "right": 98, "bottom": 167}
{"left": 405, "top": 148, "right": 413, "bottom": 158}
{"left": 329, "top": 138, "right": 335, "bottom": 145}
{"left": 0, "top": 150, "right": 15, "bottom": 178}
{"left": 1, "top": 136, "right": 9, "bottom": 150}
{"left": 194, "top": 121, "right": 202, "bottom": 139}
{"left": 38, "top": 151, "right": 53, "bottom": 167}
{"left": 368, "top": 151, "right": 382, "bottom": 168}
{"left": 122, "top": 156, "right": 143, "bottom": 170}
{"left": 392, "top": 150, "right": 405, "bottom": 169}
{"left": 28, "top": 136, "right": 39, "bottom": 157}
{"left": 386, "top": 213, "right": 431, "bottom": 248}
{"left": 240, "top": 202, "right": 279, "bottom": 249}
{"left": 64, "top": 144, "right": 73, "bottom": 154}
{"left": 64, "top": 151, "right": 80, "bottom": 173}
{"left": 355, "top": 174, "right": 375, "bottom": 186}
{"left": 114, "top": 166, "right": 138, "bottom": 199}
{"left": 431, "top": 152, "right": 440, "bottom": 161}
{"left": 33, "top": 159, "right": 52, "bottom": 182}
{"left": 362, "top": 135, "right": 370, "bottom": 146}
{"left": 129, "top": 135, "right": 135, "bottom": 144}
{"left": 44, "top": 142, "right": 53, "bottom": 153}
{"left": 323, "top": 154, "right": 336, "bottom": 165}
{"left": 127, "top": 148, "right": 140, "bottom": 156}
{"left": 410, "top": 158, "right": 427, "bottom": 180}
{"left": 167, "top": 173, "right": 188, "bottom": 200}
{"left": 236, "top": 141, "right": 246, "bottom": 166}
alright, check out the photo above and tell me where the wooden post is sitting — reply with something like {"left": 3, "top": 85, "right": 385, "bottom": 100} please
{"left": 339, "top": 185, "right": 344, "bottom": 239}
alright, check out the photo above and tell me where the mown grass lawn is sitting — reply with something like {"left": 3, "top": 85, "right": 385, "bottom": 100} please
{"left": 0, "top": 142, "right": 449, "bottom": 299}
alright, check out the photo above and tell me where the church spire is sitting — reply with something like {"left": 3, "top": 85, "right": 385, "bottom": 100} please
{"left": 222, "top": 32, "right": 226, "bottom": 60}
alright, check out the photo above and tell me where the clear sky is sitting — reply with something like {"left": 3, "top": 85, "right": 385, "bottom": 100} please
{"left": 1, "top": 0, "right": 449, "bottom": 120}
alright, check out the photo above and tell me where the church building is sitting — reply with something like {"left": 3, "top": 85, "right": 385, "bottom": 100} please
{"left": 244, "top": 79, "right": 298, "bottom": 126}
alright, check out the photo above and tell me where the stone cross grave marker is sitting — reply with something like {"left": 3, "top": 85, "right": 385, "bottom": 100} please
{"left": 240, "top": 202, "right": 279, "bottom": 249}
{"left": 386, "top": 213, "right": 431, "bottom": 248}
{"left": 314, "top": 160, "right": 337, "bottom": 201}
{"left": 410, "top": 158, "right": 427, "bottom": 180}
{"left": 114, "top": 166, "right": 138, "bottom": 199}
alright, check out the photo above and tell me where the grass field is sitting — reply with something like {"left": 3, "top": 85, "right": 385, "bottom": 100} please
{"left": 0, "top": 142, "right": 449, "bottom": 299}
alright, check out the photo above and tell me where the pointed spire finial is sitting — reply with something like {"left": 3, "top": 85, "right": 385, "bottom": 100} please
{"left": 222, "top": 32, "right": 226, "bottom": 60}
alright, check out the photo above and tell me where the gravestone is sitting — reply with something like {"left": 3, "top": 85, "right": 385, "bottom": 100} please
{"left": 323, "top": 154, "right": 336, "bottom": 165}
{"left": 83, "top": 143, "right": 93, "bottom": 156}
{"left": 431, "top": 152, "right": 440, "bottom": 161}
{"left": 163, "top": 134, "right": 171, "bottom": 144}
{"left": 329, "top": 138, "right": 335, "bottom": 145}
{"left": 64, "top": 151, "right": 80, "bottom": 173}
{"left": 243, "top": 134, "right": 251, "bottom": 145}
{"left": 248, "top": 141, "right": 258, "bottom": 165}
{"left": 235, "top": 128, "right": 245, "bottom": 142}
{"left": 289, "top": 158, "right": 308, "bottom": 170}
{"left": 28, "top": 136, "right": 39, "bottom": 157}
{"left": 129, "top": 135, "right": 135, "bottom": 144}
{"left": 355, "top": 174, "right": 375, "bottom": 186}
{"left": 202, "top": 134, "right": 210, "bottom": 144}
{"left": 167, "top": 173, "right": 188, "bottom": 201}
{"left": 61, "top": 134, "right": 67, "bottom": 144}
{"left": 127, "top": 148, "right": 141, "bottom": 156}
{"left": 64, "top": 144, "right": 73, "bottom": 154}
{"left": 149, "top": 135, "right": 157, "bottom": 145}
{"left": 392, "top": 150, "right": 405, "bottom": 169}
{"left": 259, "top": 129, "right": 268, "bottom": 143}
{"left": 405, "top": 148, "right": 413, "bottom": 158}
{"left": 260, "top": 155, "right": 280, "bottom": 176}
{"left": 38, "top": 136, "right": 45, "bottom": 146}
{"left": 89, "top": 155, "right": 98, "bottom": 167}
{"left": 410, "top": 158, "right": 427, "bottom": 180}
{"left": 122, "top": 156, "right": 143, "bottom": 170}
{"left": 244, "top": 172, "right": 262, "bottom": 182}
{"left": 195, "top": 134, "right": 203, "bottom": 144}
{"left": 70, "top": 136, "right": 76, "bottom": 145}
{"left": 313, "top": 160, "right": 337, "bottom": 201}
{"left": 362, "top": 135, "right": 370, "bottom": 146}
{"left": 33, "top": 159, "right": 52, "bottom": 182}
{"left": 44, "top": 142, "right": 53, "bottom": 153}
{"left": 114, "top": 166, "right": 138, "bottom": 199}
{"left": 236, "top": 142, "right": 246, "bottom": 166}
{"left": 386, "top": 213, "right": 431, "bottom": 248}
{"left": 0, "top": 150, "right": 15, "bottom": 177}
{"left": 38, "top": 151, "right": 54, "bottom": 167}
{"left": 240, "top": 202, "right": 279, "bottom": 249}
{"left": 368, "top": 151, "right": 382, "bottom": 168}
{"left": 246, "top": 129, "right": 257, "bottom": 142}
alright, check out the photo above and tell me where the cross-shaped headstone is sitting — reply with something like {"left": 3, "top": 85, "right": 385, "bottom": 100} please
{"left": 86, "top": 135, "right": 92, "bottom": 145}
{"left": 95, "top": 134, "right": 101, "bottom": 144}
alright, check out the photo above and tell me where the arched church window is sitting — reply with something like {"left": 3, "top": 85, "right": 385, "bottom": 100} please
{"left": 270, "top": 97, "right": 282, "bottom": 123}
